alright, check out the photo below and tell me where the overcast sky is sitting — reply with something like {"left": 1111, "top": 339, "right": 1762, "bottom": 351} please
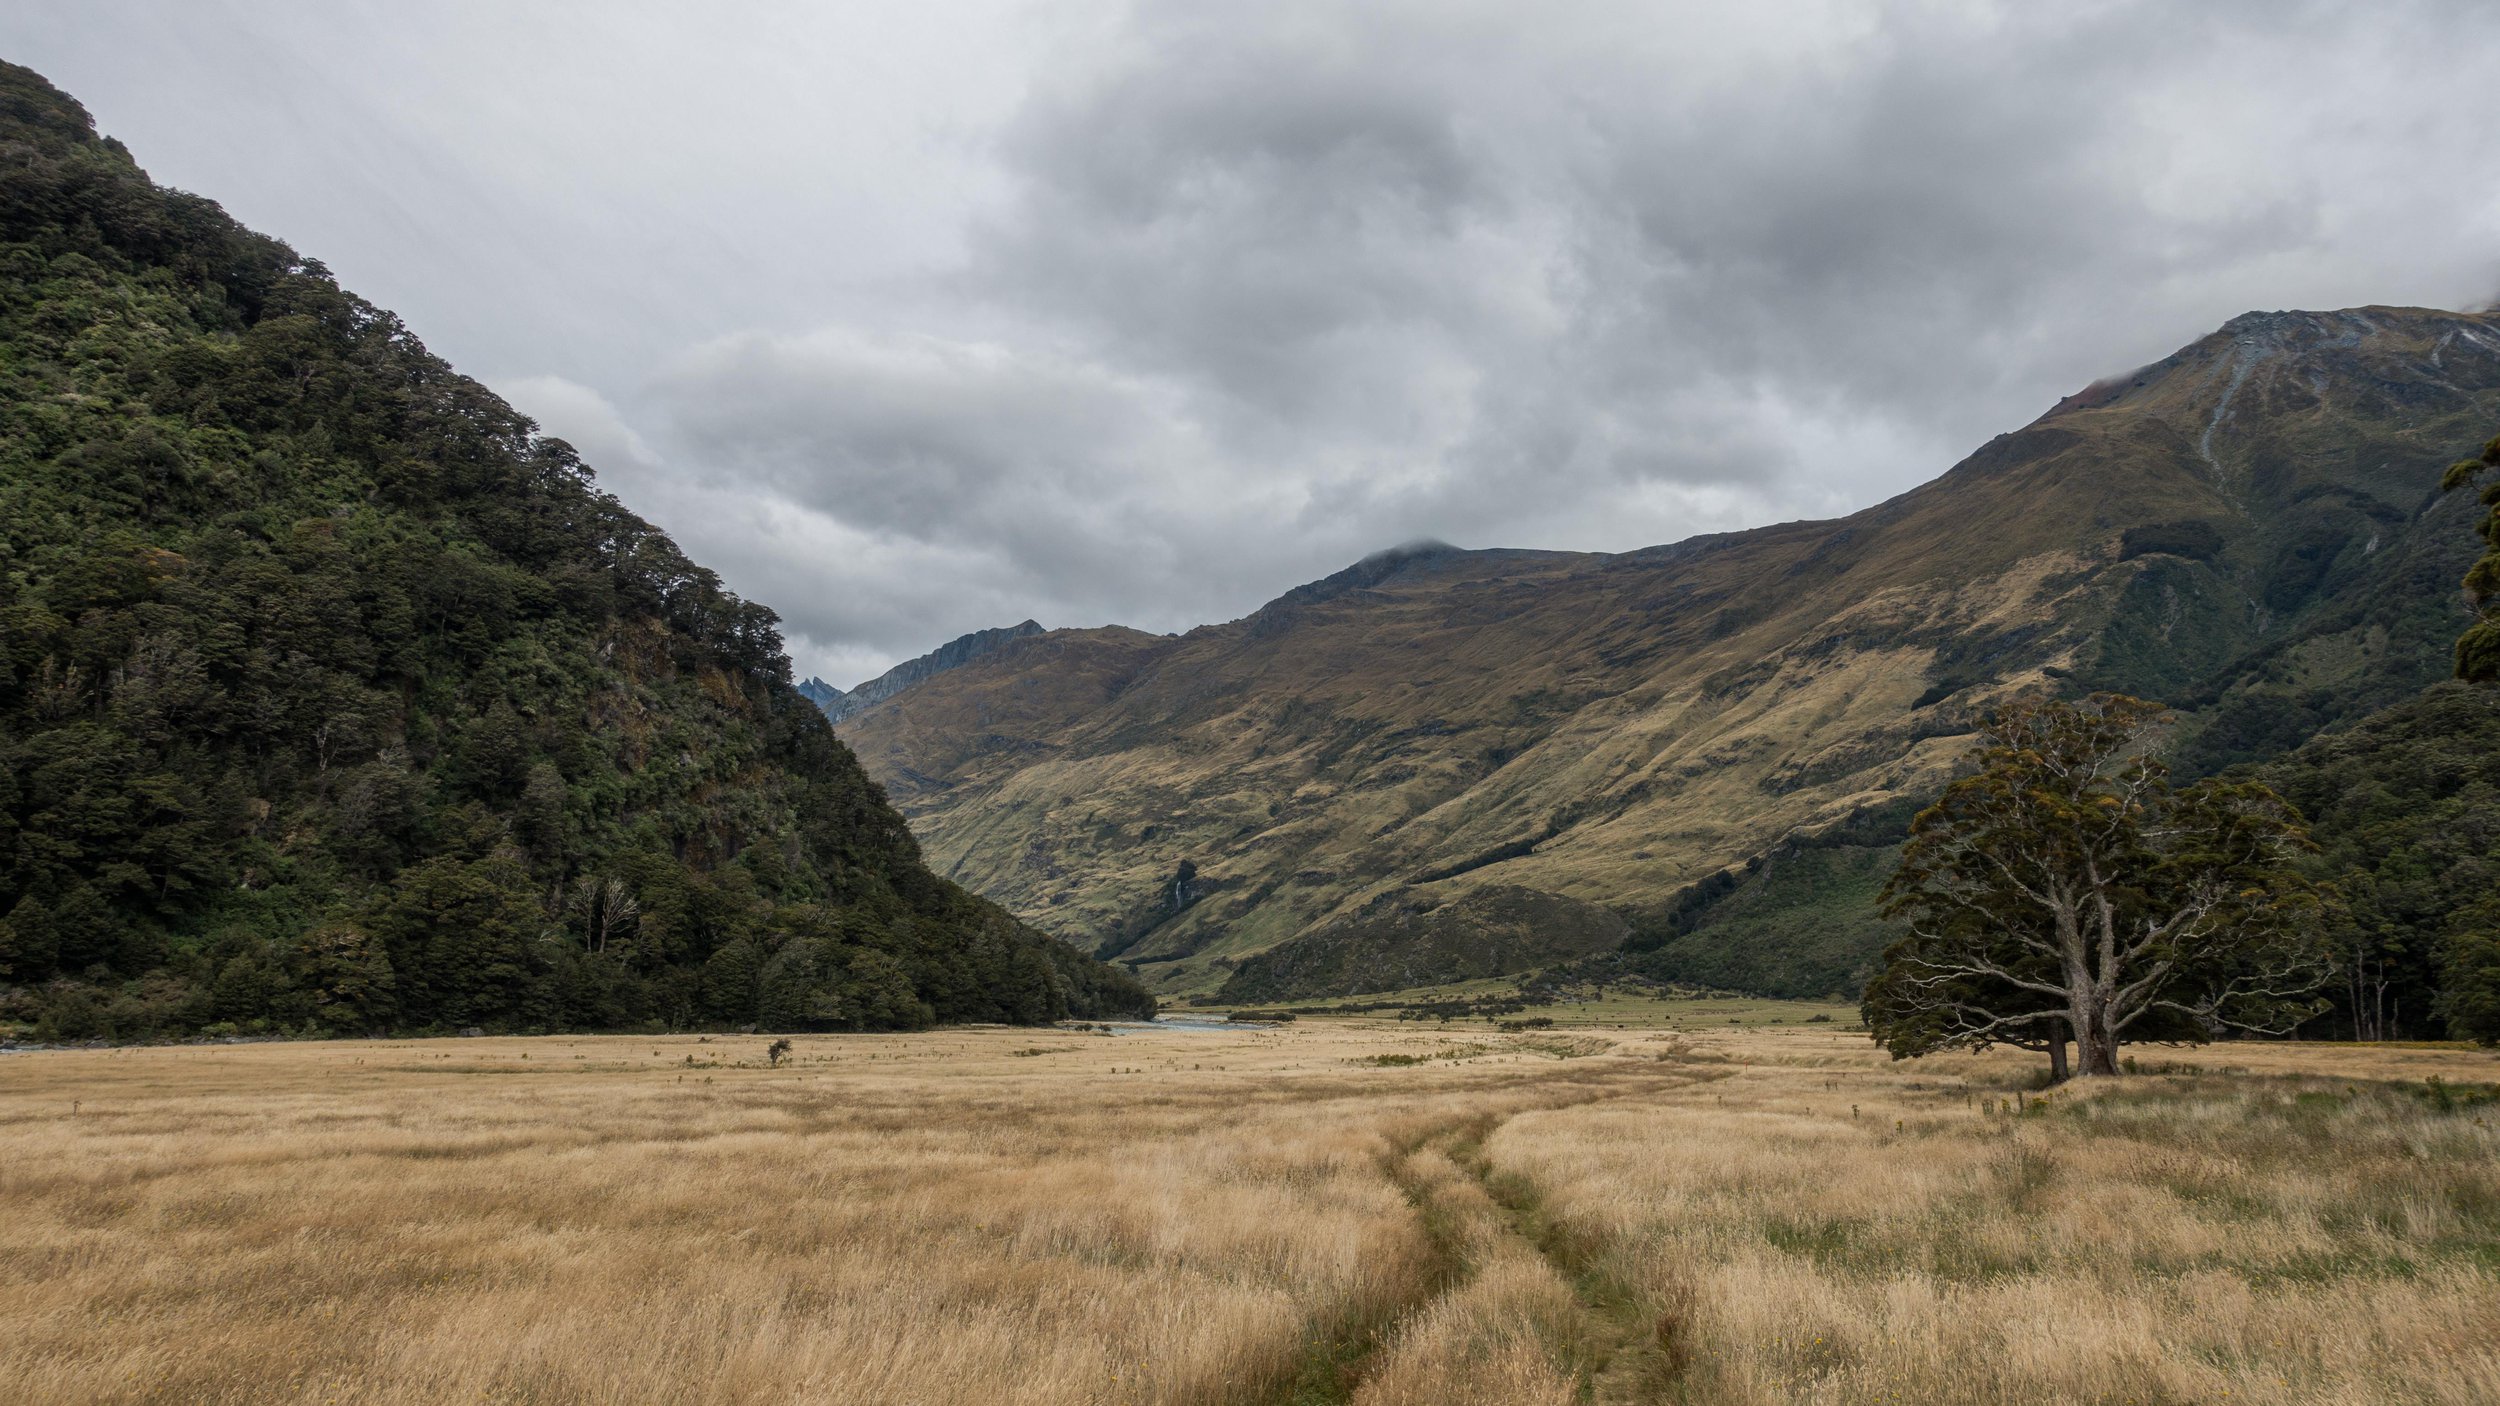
{"left": 10, "top": 1, "right": 2500, "bottom": 685}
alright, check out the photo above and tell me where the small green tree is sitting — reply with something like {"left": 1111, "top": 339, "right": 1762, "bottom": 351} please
{"left": 367, "top": 853, "right": 548, "bottom": 1030}
{"left": 699, "top": 938, "right": 763, "bottom": 1023}
{"left": 817, "top": 948, "right": 936, "bottom": 1031}
{"left": 289, "top": 923, "right": 398, "bottom": 1034}
{"left": 1869, "top": 695, "right": 2330, "bottom": 1078}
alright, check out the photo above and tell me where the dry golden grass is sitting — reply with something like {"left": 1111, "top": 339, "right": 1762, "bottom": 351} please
{"left": 3, "top": 1023, "right": 2495, "bottom": 1404}
{"left": 1490, "top": 1033, "right": 2500, "bottom": 1405}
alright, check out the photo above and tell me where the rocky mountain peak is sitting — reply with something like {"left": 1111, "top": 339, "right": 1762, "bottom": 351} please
{"left": 809, "top": 620, "right": 1047, "bottom": 723}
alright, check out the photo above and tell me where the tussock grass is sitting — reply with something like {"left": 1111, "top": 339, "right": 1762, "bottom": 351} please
{"left": 2, "top": 1028, "right": 2494, "bottom": 1404}
{"left": 1490, "top": 1034, "right": 2500, "bottom": 1404}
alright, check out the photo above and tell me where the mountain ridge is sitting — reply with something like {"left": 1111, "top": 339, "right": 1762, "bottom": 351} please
{"left": 835, "top": 302, "right": 2495, "bottom": 997}
{"left": 805, "top": 620, "right": 1048, "bottom": 724}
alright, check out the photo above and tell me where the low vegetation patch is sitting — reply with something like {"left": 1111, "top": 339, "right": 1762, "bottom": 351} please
{"left": 1359, "top": 1042, "right": 1502, "bottom": 1067}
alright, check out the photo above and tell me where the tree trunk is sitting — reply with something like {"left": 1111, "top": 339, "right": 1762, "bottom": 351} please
{"left": 2046, "top": 1023, "right": 2071, "bottom": 1084}
{"left": 2075, "top": 1014, "right": 2121, "bottom": 1076}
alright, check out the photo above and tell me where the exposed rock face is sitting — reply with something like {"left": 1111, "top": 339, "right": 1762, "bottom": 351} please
{"left": 808, "top": 620, "right": 1047, "bottom": 723}
{"left": 838, "top": 306, "right": 2500, "bottom": 996}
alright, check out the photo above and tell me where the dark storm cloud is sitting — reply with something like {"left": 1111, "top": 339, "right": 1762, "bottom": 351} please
{"left": 13, "top": 1, "right": 2500, "bottom": 681}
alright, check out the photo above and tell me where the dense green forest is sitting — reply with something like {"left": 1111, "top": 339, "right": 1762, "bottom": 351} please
{"left": 2253, "top": 682, "right": 2500, "bottom": 1043}
{"left": 2455, "top": 437, "right": 2500, "bottom": 682}
{"left": 0, "top": 64, "right": 1152, "bottom": 1040}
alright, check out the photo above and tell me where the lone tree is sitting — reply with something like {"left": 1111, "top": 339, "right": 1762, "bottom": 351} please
{"left": 1865, "top": 695, "right": 2329, "bottom": 1079}
{"left": 2447, "top": 434, "right": 2500, "bottom": 682}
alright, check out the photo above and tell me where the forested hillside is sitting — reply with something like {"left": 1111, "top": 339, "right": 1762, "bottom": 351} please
{"left": 0, "top": 64, "right": 1151, "bottom": 1039}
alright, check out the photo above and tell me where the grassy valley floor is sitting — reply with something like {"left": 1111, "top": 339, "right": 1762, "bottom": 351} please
{"left": 3, "top": 1023, "right": 2496, "bottom": 1404}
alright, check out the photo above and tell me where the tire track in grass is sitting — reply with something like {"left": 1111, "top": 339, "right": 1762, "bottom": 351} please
{"left": 1448, "top": 1050, "right": 1731, "bottom": 1403}
{"left": 1269, "top": 1115, "right": 1486, "bottom": 1405}
{"left": 1268, "top": 1047, "right": 1720, "bottom": 1405}
{"left": 1466, "top": 1142, "right": 1690, "bottom": 1403}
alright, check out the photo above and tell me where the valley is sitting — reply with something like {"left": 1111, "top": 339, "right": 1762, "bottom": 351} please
{"left": 5, "top": 20, "right": 2500, "bottom": 1406}
{"left": 6, "top": 1023, "right": 2495, "bottom": 1405}
{"left": 835, "top": 310, "right": 2498, "bottom": 1000}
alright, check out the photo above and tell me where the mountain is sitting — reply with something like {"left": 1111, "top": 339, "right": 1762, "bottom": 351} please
{"left": 0, "top": 63, "right": 1152, "bottom": 1039}
{"left": 805, "top": 621, "right": 1047, "bottom": 724}
{"left": 835, "top": 305, "right": 2497, "bottom": 998}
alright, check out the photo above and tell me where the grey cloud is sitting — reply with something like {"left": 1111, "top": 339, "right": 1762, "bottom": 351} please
{"left": 964, "top": 1, "right": 2500, "bottom": 546}
{"left": 659, "top": 331, "right": 1175, "bottom": 529}
{"left": 641, "top": 330, "right": 1377, "bottom": 652}
{"left": 14, "top": 0, "right": 2500, "bottom": 685}
{"left": 649, "top": 0, "right": 2500, "bottom": 678}
{"left": 504, "top": 374, "right": 1070, "bottom": 664}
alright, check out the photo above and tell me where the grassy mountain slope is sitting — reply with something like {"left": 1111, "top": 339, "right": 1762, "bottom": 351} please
{"left": 1593, "top": 798, "right": 1923, "bottom": 1001}
{"left": 839, "top": 303, "right": 2496, "bottom": 998}
{"left": 0, "top": 63, "right": 1151, "bottom": 1038}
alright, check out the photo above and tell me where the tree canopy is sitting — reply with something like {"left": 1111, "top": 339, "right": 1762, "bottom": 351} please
{"left": 0, "top": 62, "right": 1151, "bottom": 1040}
{"left": 2449, "top": 434, "right": 2500, "bottom": 683}
{"left": 1867, "top": 695, "right": 2328, "bottom": 1078}
{"left": 2251, "top": 682, "right": 2500, "bottom": 1044}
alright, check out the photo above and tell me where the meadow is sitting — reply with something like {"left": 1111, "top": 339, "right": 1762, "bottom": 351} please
{"left": 4, "top": 1020, "right": 2496, "bottom": 1405}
